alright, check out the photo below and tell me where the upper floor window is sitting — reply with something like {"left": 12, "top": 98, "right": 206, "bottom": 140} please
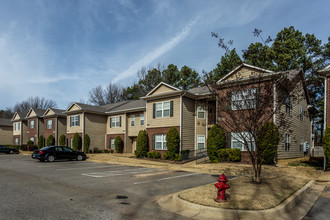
{"left": 47, "top": 119, "right": 53, "bottom": 129}
{"left": 14, "top": 122, "right": 20, "bottom": 131}
{"left": 197, "top": 106, "right": 205, "bottom": 119}
{"left": 29, "top": 120, "right": 35, "bottom": 129}
{"left": 140, "top": 114, "right": 144, "bottom": 125}
{"left": 197, "top": 135, "right": 205, "bottom": 150}
{"left": 153, "top": 101, "right": 173, "bottom": 118}
{"left": 300, "top": 106, "right": 304, "bottom": 122}
{"left": 231, "top": 88, "right": 257, "bottom": 110}
{"left": 231, "top": 132, "right": 255, "bottom": 151}
{"left": 110, "top": 116, "right": 121, "bottom": 128}
{"left": 131, "top": 115, "right": 135, "bottom": 126}
{"left": 70, "top": 115, "right": 80, "bottom": 127}
{"left": 285, "top": 97, "right": 291, "bottom": 115}
{"left": 285, "top": 134, "right": 291, "bottom": 151}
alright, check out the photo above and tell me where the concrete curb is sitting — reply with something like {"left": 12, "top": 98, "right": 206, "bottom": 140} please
{"left": 157, "top": 180, "right": 316, "bottom": 220}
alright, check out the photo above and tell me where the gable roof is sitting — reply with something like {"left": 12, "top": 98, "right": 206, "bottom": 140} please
{"left": 319, "top": 64, "right": 330, "bottom": 75}
{"left": 218, "top": 63, "right": 274, "bottom": 83}
{"left": 26, "top": 108, "right": 46, "bottom": 118}
{"left": 0, "top": 118, "right": 13, "bottom": 127}
{"left": 64, "top": 101, "right": 130, "bottom": 115}
{"left": 188, "top": 86, "right": 213, "bottom": 96}
{"left": 11, "top": 111, "right": 27, "bottom": 121}
{"left": 145, "top": 82, "right": 181, "bottom": 96}
{"left": 106, "top": 100, "right": 146, "bottom": 114}
{"left": 42, "top": 108, "right": 66, "bottom": 117}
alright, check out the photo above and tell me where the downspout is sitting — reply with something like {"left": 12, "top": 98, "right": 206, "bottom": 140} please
{"left": 322, "top": 76, "right": 327, "bottom": 171}
{"left": 124, "top": 113, "right": 127, "bottom": 153}
{"left": 82, "top": 111, "right": 85, "bottom": 152}
{"left": 37, "top": 118, "right": 39, "bottom": 141}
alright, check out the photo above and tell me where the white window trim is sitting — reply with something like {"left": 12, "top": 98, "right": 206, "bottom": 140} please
{"left": 231, "top": 132, "right": 255, "bottom": 151}
{"left": 231, "top": 88, "right": 257, "bottom": 110}
{"left": 110, "top": 139, "right": 115, "bottom": 149}
{"left": 14, "top": 138, "right": 19, "bottom": 145}
{"left": 47, "top": 119, "right": 53, "bottom": 129}
{"left": 156, "top": 101, "right": 170, "bottom": 118}
{"left": 197, "top": 106, "right": 205, "bottom": 119}
{"left": 70, "top": 115, "right": 80, "bottom": 127}
{"left": 131, "top": 115, "right": 135, "bottom": 126}
{"left": 30, "top": 120, "right": 35, "bottom": 129}
{"left": 140, "top": 114, "right": 144, "bottom": 125}
{"left": 111, "top": 116, "right": 120, "bottom": 128}
{"left": 155, "top": 134, "right": 167, "bottom": 150}
{"left": 197, "top": 135, "right": 205, "bottom": 150}
{"left": 285, "top": 134, "right": 291, "bottom": 151}
{"left": 300, "top": 106, "right": 304, "bottom": 122}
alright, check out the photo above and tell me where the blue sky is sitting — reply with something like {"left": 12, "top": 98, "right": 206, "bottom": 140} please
{"left": 0, "top": 0, "right": 329, "bottom": 110}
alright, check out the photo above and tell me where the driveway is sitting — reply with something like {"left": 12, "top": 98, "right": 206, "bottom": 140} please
{"left": 303, "top": 186, "right": 330, "bottom": 220}
{"left": 0, "top": 154, "right": 224, "bottom": 220}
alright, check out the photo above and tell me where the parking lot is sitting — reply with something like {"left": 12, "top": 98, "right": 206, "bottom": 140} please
{"left": 0, "top": 154, "right": 222, "bottom": 220}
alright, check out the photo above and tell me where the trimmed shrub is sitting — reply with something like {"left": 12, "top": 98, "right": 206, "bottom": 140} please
{"left": 207, "top": 125, "right": 226, "bottom": 162}
{"left": 46, "top": 135, "right": 55, "bottom": 146}
{"left": 164, "top": 151, "right": 170, "bottom": 160}
{"left": 147, "top": 152, "right": 153, "bottom": 158}
{"left": 180, "top": 150, "right": 190, "bottom": 160}
{"left": 166, "top": 127, "right": 180, "bottom": 160}
{"left": 83, "top": 134, "right": 90, "bottom": 154}
{"left": 147, "top": 151, "right": 161, "bottom": 159}
{"left": 27, "top": 140, "right": 34, "bottom": 146}
{"left": 174, "top": 153, "right": 181, "bottom": 161}
{"left": 59, "top": 134, "right": 66, "bottom": 146}
{"left": 93, "top": 147, "right": 101, "bottom": 153}
{"left": 257, "top": 122, "right": 280, "bottom": 165}
{"left": 323, "top": 126, "right": 330, "bottom": 169}
{"left": 114, "top": 136, "right": 123, "bottom": 153}
{"left": 217, "top": 148, "right": 241, "bottom": 162}
{"left": 72, "top": 133, "right": 82, "bottom": 151}
{"left": 135, "top": 130, "right": 148, "bottom": 158}
{"left": 37, "top": 135, "right": 44, "bottom": 149}
{"left": 104, "top": 149, "right": 109, "bottom": 153}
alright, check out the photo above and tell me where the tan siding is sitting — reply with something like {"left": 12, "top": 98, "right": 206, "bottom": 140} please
{"left": 27, "top": 110, "right": 37, "bottom": 118}
{"left": 85, "top": 113, "right": 107, "bottom": 150}
{"left": 225, "top": 67, "right": 265, "bottom": 81}
{"left": 44, "top": 109, "right": 55, "bottom": 116}
{"left": 150, "top": 85, "right": 176, "bottom": 95}
{"left": 13, "top": 114, "right": 21, "bottom": 121}
{"left": 147, "top": 96, "right": 180, "bottom": 128}
{"left": 57, "top": 117, "right": 67, "bottom": 144}
{"left": 195, "top": 100, "right": 207, "bottom": 149}
{"left": 38, "top": 118, "right": 44, "bottom": 137}
{"left": 106, "top": 114, "right": 126, "bottom": 134}
{"left": 67, "top": 104, "right": 81, "bottom": 111}
{"left": 0, "top": 126, "right": 12, "bottom": 145}
{"left": 277, "top": 82, "right": 311, "bottom": 159}
{"left": 182, "top": 97, "right": 195, "bottom": 151}
{"left": 13, "top": 122, "right": 21, "bottom": 136}
{"left": 127, "top": 112, "right": 146, "bottom": 137}
{"left": 66, "top": 114, "right": 83, "bottom": 133}
{"left": 22, "top": 121, "right": 28, "bottom": 144}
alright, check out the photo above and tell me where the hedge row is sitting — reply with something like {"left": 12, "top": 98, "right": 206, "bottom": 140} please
{"left": 217, "top": 148, "right": 241, "bottom": 162}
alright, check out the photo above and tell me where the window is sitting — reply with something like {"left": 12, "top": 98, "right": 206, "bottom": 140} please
{"left": 14, "top": 138, "right": 19, "bottom": 145}
{"left": 29, "top": 137, "right": 35, "bottom": 144}
{"left": 197, "top": 106, "right": 205, "bottom": 119}
{"left": 155, "top": 101, "right": 170, "bottom": 118}
{"left": 197, "top": 135, "right": 205, "bottom": 150}
{"left": 110, "top": 139, "right": 115, "bottom": 149}
{"left": 55, "top": 147, "right": 63, "bottom": 152}
{"left": 140, "top": 114, "right": 144, "bottom": 125}
{"left": 70, "top": 115, "right": 80, "bottom": 127}
{"left": 110, "top": 116, "right": 121, "bottom": 128}
{"left": 155, "top": 134, "right": 167, "bottom": 150}
{"left": 299, "top": 138, "right": 303, "bottom": 152}
{"left": 14, "top": 122, "right": 20, "bottom": 131}
{"left": 131, "top": 115, "right": 135, "bottom": 126}
{"left": 300, "top": 106, "right": 304, "bottom": 122}
{"left": 231, "top": 132, "right": 255, "bottom": 151}
{"left": 285, "top": 97, "right": 291, "bottom": 115}
{"left": 63, "top": 147, "right": 73, "bottom": 152}
{"left": 231, "top": 88, "right": 257, "bottom": 110}
{"left": 47, "top": 120, "right": 53, "bottom": 129}
{"left": 29, "top": 120, "right": 35, "bottom": 129}
{"left": 285, "top": 134, "right": 291, "bottom": 151}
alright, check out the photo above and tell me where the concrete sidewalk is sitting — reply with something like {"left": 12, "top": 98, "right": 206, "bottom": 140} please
{"left": 157, "top": 181, "right": 325, "bottom": 220}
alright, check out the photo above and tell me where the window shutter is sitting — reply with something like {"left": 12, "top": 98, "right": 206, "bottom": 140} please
{"left": 77, "top": 115, "right": 80, "bottom": 126}
{"left": 170, "top": 101, "right": 173, "bottom": 117}
{"left": 153, "top": 103, "right": 156, "bottom": 118}
{"left": 226, "top": 132, "right": 231, "bottom": 148}
{"left": 110, "top": 118, "right": 112, "bottom": 128}
{"left": 152, "top": 135, "right": 155, "bottom": 150}
{"left": 70, "top": 116, "right": 72, "bottom": 127}
{"left": 255, "top": 87, "right": 261, "bottom": 108}
{"left": 227, "top": 92, "right": 232, "bottom": 110}
{"left": 119, "top": 116, "right": 122, "bottom": 127}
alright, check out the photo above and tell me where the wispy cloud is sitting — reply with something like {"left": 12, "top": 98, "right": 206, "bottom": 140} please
{"left": 112, "top": 16, "right": 200, "bottom": 83}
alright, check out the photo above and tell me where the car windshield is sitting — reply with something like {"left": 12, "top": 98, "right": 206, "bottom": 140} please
{"left": 40, "top": 146, "right": 54, "bottom": 151}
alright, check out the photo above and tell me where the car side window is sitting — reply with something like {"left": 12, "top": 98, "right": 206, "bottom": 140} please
{"left": 0, "top": 146, "right": 4, "bottom": 149}
{"left": 55, "top": 147, "right": 63, "bottom": 152}
{"left": 63, "top": 147, "right": 73, "bottom": 152}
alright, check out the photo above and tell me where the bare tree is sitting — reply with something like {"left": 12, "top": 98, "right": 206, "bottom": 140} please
{"left": 88, "top": 83, "right": 124, "bottom": 106}
{"left": 205, "top": 68, "right": 308, "bottom": 183}
{"left": 11, "top": 96, "right": 57, "bottom": 113}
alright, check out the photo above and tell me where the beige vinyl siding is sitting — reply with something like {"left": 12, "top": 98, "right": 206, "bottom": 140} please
{"left": 38, "top": 118, "right": 44, "bottom": 137}
{"left": 85, "top": 113, "right": 107, "bottom": 149}
{"left": 0, "top": 126, "right": 12, "bottom": 145}
{"left": 224, "top": 67, "right": 265, "bottom": 82}
{"left": 27, "top": 110, "right": 37, "bottom": 118}
{"left": 13, "top": 114, "right": 21, "bottom": 121}
{"left": 68, "top": 104, "right": 81, "bottom": 111}
{"left": 276, "top": 82, "right": 311, "bottom": 159}
{"left": 106, "top": 114, "right": 126, "bottom": 134}
{"left": 44, "top": 109, "right": 55, "bottom": 116}
{"left": 13, "top": 122, "right": 21, "bottom": 135}
{"left": 22, "top": 121, "right": 28, "bottom": 144}
{"left": 57, "top": 117, "right": 67, "bottom": 143}
{"left": 150, "top": 85, "right": 176, "bottom": 95}
{"left": 127, "top": 112, "right": 146, "bottom": 137}
{"left": 147, "top": 96, "right": 180, "bottom": 128}
{"left": 195, "top": 100, "right": 207, "bottom": 148}
{"left": 182, "top": 97, "right": 195, "bottom": 151}
{"left": 66, "top": 114, "right": 83, "bottom": 133}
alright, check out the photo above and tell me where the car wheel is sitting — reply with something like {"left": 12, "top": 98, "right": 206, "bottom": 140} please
{"left": 76, "top": 155, "right": 83, "bottom": 161}
{"left": 9, "top": 150, "right": 14, "bottom": 154}
{"left": 47, "top": 155, "right": 55, "bottom": 162}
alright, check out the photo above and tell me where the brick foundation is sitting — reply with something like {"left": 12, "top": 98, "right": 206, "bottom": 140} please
{"left": 106, "top": 134, "right": 125, "bottom": 153}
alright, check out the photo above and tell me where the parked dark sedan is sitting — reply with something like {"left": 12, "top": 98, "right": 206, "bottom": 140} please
{"left": 0, "top": 145, "right": 19, "bottom": 154}
{"left": 32, "top": 146, "right": 86, "bottom": 162}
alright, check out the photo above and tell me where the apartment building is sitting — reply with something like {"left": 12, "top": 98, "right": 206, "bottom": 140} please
{"left": 42, "top": 108, "right": 67, "bottom": 145}
{"left": 25, "top": 108, "right": 46, "bottom": 145}
{"left": 12, "top": 111, "right": 28, "bottom": 145}
{"left": 0, "top": 118, "right": 13, "bottom": 145}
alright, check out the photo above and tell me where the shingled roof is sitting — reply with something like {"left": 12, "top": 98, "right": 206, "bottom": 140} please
{"left": 106, "top": 100, "right": 146, "bottom": 114}
{"left": 0, "top": 118, "right": 12, "bottom": 126}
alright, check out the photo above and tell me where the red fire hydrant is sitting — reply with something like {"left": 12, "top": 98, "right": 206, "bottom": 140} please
{"left": 214, "top": 173, "right": 230, "bottom": 202}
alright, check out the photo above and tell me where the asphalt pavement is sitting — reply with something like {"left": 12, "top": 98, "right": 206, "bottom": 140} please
{"left": 0, "top": 154, "right": 221, "bottom": 220}
{"left": 303, "top": 186, "right": 330, "bottom": 220}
